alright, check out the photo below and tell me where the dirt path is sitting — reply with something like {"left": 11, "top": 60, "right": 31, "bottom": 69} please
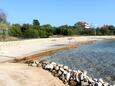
{"left": 0, "top": 63, "right": 65, "bottom": 86}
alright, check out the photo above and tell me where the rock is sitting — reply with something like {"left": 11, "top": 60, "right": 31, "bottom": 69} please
{"left": 27, "top": 60, "right": 113, "bottom": 86}
{"left": 55, "top": 65, "right": 59, "bottom": 71}
{"left": 63, "top": 70, "right": 71, "bottom": 82}
{"left": 34, "top": 60, "right": 39, "bottom": 64}
{"left": 87, "top": 76, "right": 94, "bottom": 83}
{"left": 54, "top": 72, "right": 59, "bottom": 77}
{"left": 68, "top": 69, "right": 72, "bottom": 72}
{"left": 99, "top": 78, "right": 104, "bottom": 84}
{"left": 39, "top": 60, "right": 49, "bottom": 64}
{"left": 75, "top": 72, "right": 80, "bottom": 83}
{"left": 57, "top": 70, "right": 63, "bottom": 77}
{"left": 45, "top": 63, "right": 54, "bottom": 71}
{"left": 58, "top": 64, "right": 63, "bottom": 67}
{"left": 51, "top": 62, "right": 57, "bottom": 66}
{"left": 82, "top": 70, "right": 87, "bottom": 75}
{"left": 93, "top": 78, "right": 98, "bottom": 82}
{"left": 80, "top": 73, "right": 84, "bottom": 81}
{"left": 64, "top": 66, "right": 69, "bottom": 70}
{"left": 65, "top": 72, "right": 71, "bottom": 81}
{"left": 60, "top": 67, "right": 65, "bottom": 72}
{"left": 93, "top": 82, "right": 103, "bottom": 86}
{"left": 42, "top": 63, "right": 47, "bottom": 69}
{"left": 31, "top": 62, "right": 37, "bottom": 67}
{"left": 59, "top": 74, "right": 65, "bottom": 82}
{"left": 68, "top": 80, "right": 77, "bottom": 86}
{"left": 76, "top": 72, "right": 84, "bottom": 82}
{"left": 27, "top": 61, "right": 33, "bottom": 66}
{"left": 34, "top": 60, "right": 41, "bottom": 67}
{"left": 103, "top": 82, "right": 109, "bottom": 86}
{"left": 70, "top": 71, "right": 76, "bottom": 80}
{"left": 83, "top": 70, "right": 88, "bottom": 79}
{"left": 37, "top": 63, "right": 42, "bottom": 67}
{"left": 27, "top": 60, "right": 39, "bottom": 67}
{"left": 77, "top": 70, "right": 82, "bottom": 74}
{"left": 81, "top": 81, "right": 89, "bottom": 86}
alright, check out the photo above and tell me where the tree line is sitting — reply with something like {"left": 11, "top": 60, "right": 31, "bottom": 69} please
{"left": 1, "top": 10, "right": 115, "bottom": 39}
{"left": 8, "top": 20, "right": 115, "bottom": 38}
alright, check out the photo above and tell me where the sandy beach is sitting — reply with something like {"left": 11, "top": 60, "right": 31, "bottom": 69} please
{"left": 1, "top": 36, "right": 115, "bottom": 62}
{"left": 0, "top": 63, "right": 65, "bottom": 86}
{"left": 0, "top": 36, "right": 115, "bottom": 86}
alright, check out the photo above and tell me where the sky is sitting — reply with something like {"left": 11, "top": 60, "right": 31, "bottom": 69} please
{"left": 0, "top": 0, "right": 115, "bottom": 26}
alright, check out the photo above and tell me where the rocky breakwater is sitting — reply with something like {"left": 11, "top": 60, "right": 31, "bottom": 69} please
{"left": 26, "top": 60, "right": 115, "bottom": 86}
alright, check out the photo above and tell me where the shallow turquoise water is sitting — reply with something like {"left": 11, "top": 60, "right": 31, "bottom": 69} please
{"left": 41, "top": 40, "right": 115, "bottom": 84}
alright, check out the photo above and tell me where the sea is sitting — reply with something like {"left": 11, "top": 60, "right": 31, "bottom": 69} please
{"left": 41, "top": 39, "right": 115, "bottom": 84}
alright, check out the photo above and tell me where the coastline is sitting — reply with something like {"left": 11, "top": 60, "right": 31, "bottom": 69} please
{"left": 0, "top": 36, "right": 115, "bottom": 86}
{"left": 1, "top": 36, "right": 115, "bottom": 63}
{"left": 12, "top": 40, "right": 95, "bottom": 63}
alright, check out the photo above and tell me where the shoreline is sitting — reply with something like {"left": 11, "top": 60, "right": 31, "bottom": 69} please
{"left": 28, "top": 60, "right": 114, "bottom": 86}
{"left": 5, "top": 38, "right": 115, "bottom": 63}
{"left": 8, "top": 40, "right": 96, "bottom": 63}
{"left": 10, "top": 40, "right": 95, "bottom": 63}
{"left": 0, "top": 36, "right": 115, "bottom": 63}
{"left": 0, "top": 36, "right": 115, "bottom": 86}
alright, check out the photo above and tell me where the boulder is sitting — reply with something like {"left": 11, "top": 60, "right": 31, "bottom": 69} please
{"left": 45, "top": 63, "right": 54, "bottom": 71}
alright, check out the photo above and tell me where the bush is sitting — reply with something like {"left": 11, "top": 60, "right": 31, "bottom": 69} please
{"left": 38, "top": 30, "right": 47, "bottom": 38}
{"left": 23, "top": 29, "right": 39, "bottom": 38}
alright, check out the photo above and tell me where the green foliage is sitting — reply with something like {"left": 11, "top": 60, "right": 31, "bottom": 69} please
{"left": 21, "top": 24, "right": 39, "bottom": 38}
{"left": 33, "top": 19, "right": 40, "bottom": 26}
{"left": 9, "top": 24, "right": 22, "bottom": 37}
{"left": 8, "top": 20, "right": 115, "bottom": 39}
{"left": 32, "top": 19, "right": 40, "bottom": 30}
{"left": 41, "top": 24, "right": 54, "bottom": 37}
{"left": 74, "top": 21, "right": 86, "bottom": 28}
{"left": 23, "top": 29, "right": 39, "bottom": 38}
{"left": 0, "top": 18, "right": 9, "bottom": 41}
{"left": 38, "top": 30, "right": 47, "bottom": 38}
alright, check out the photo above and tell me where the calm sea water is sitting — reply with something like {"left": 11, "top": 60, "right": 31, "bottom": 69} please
{"left": 41, "top": 40, "right": 115, "bottom": 84}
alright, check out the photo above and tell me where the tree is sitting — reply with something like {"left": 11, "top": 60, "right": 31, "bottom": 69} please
{"left": 23, "top": 29, "right": 39, "bottom": 38}
{"left": 38, "top": 30, "right": 47, "bottom": 38}
{"left": 100, "top": 25, "right": 109, "bottom": 35}
{"left": 74, "top": 21, "right": 86, "bottom": 28}
{"left": 0, "top": 10, "right": 9, "bottom": 41}
{"left": 32, "top": 19, "right": 40, "bottom": 30}
{"left": 9, "top": 24, "right": 22, "bottom": 37}
{"left": 108, "top": 25, "right": 115, "bottom": 35}
{"left": 74, "top": 22, "right": 86, "bottom": 35}
{"left": 21, "top": 24, "right": 30, "bottom": 32}
{"left": 0, "top": 9, "right": 6, "bottom": 22}
{"left": 33, "top": 19, "right": 40, "bottom": 26}
{"left": 53, "top": 27, "right": 61, "bottom": 35}
{"left": 41, "top": 24, "right": 53, "bottom": 37}
{"left": 67, "top": 29, "right": 74, "bottom": 36}
{"left": 21, "top": 24, "right": 39, "bottom": 38}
